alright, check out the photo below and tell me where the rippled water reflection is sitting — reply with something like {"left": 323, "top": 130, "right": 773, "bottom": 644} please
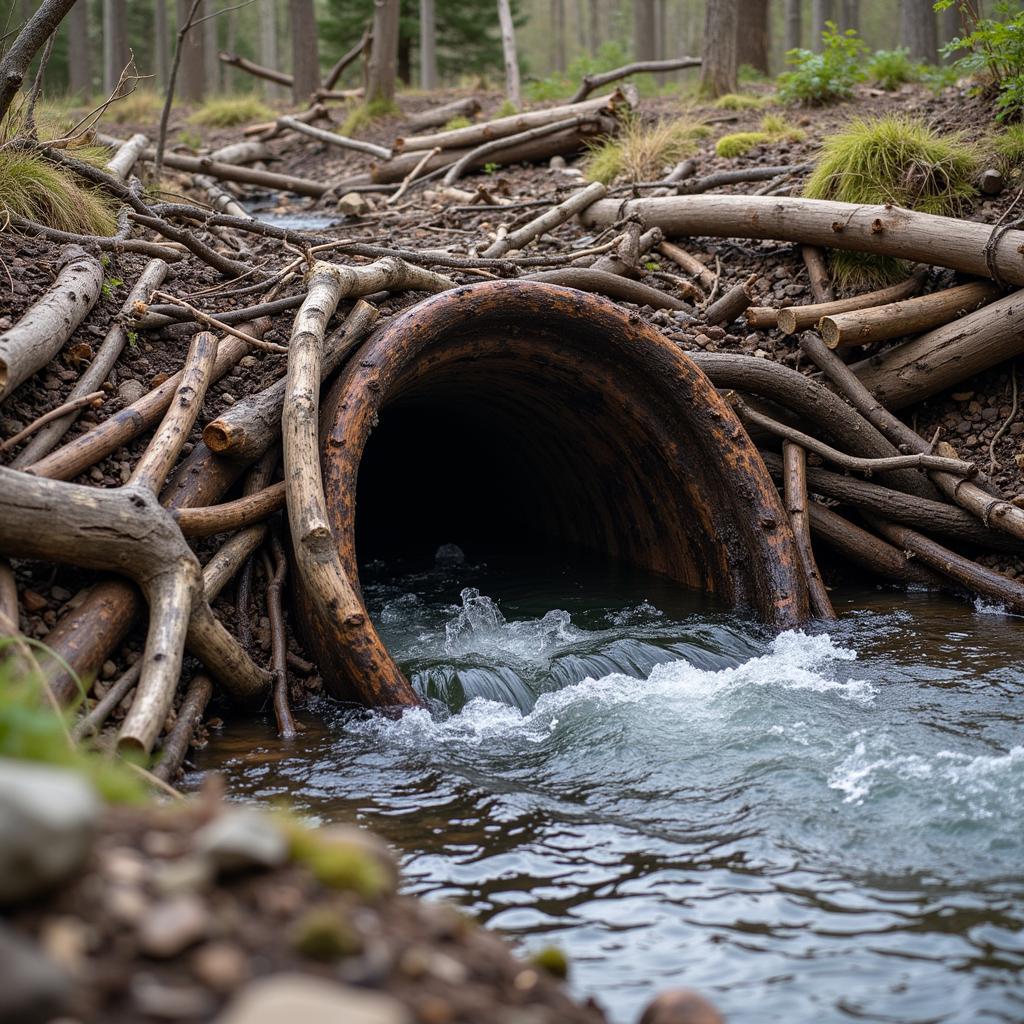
{"left": 189, "top": 556, "right": 1024, "bottom": 1023}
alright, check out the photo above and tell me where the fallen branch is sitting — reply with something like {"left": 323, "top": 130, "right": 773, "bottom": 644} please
{"left": 151, "top": 674, "right": 213, "bottom": 782}
{"left": 217, "top": 49, "right": 293, "bottom": 86}
{"left": 406, "top": 96, "right": 481, "bottom": 131}
{"left": 525, "top": 268, "right": 687, "bottom": 309}
{"left": 569, "top": 55, "right": 701, "bottom": 103}
{"left": 1, "top": 392, "right": 103, "bottom": 455}
{"left": 657, "top": 241, "right": 716, "bottom": 290}
{"left": 0, "top": 244, "right": 103, "bottom": 402}
{"left": 149, "top": 291, "right": 289, "bottom": 354}
{"left": 674, "top": 164, "right": 808, "bottom": 196}
{"left": 7, "top": 214, "right": 186, "bottom": 260}
{"left": 104, "top": 131, "right": 148, "bottom": 181}
{"left": 173, "top": 480, "right": 286, "bottom": 537}
{"left": 705, "top": 273, "right": 757, "bottom": 326}
{"left": 263, "top": 533, "right": 296, "bottom": 739}
{"left": 782, "top": 441, "right": 836, "bottom": 618}
{"left": 276, "top": 115, "right": 392, "bottom": 160}
{"left": 801, "top": 245, "right": 835, "bottom": 303}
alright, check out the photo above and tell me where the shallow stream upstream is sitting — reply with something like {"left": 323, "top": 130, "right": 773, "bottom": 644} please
{"left": 189, "top": 552, "right": 1024, "bottom": 1023}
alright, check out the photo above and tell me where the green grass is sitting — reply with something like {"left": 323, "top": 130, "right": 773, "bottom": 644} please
{"left": 715, "top": 114, "right": 805, "bottom": 157}
{"left": 992, "top": 122, "right": 1024, "bottom": 171}
{"left": 340, "top": 98, "right": 399, "bottom": 137}
{"left": 105, "top": 89, "right": 164, "bottom": 125}
{"left": 804, "top": 114, "right": 979, "bottom": 288}
{"left": 867, "top": 48, "right": 921, "bottom": 91}
{"left": 584, "top": 114, "right": 709, "bottom": 184}
{"left": 0, "top": 649, "right": 145, "bottom": 804}
{"left": 443, "top": 115, "right": 472, "bottom": 131}
{"left": 189, "top": 94, "right": 274, "bottom": 128}
{"left": 714, "top": 92, "right": 773, "bottom": 110}
{"left": 494, "top": 98, "right": 517, "bottom": 119}
{"left": 0, "top": 146, "right": 118, "bottom": 234}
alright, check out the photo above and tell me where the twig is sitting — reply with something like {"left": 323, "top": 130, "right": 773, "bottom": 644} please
{"left": 149, "top": 291, "right": 289, "bottom": 354}
{"left": 989, "top": 362, "right": 1019, "bottom": 475}
{"left": 387, "top": 146, "right": 440, "bottom": 205}
{"left": 263, "top": 534, "right": 296, "bottom": 739}
{"left": 0, "top": 392, "right": 103, "bottom": 454}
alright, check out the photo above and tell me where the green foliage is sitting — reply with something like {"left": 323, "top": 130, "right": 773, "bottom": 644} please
{"left": 867, "top": 48, "right": 921, "bottom": 90}
{"left": 101, "top": 276, "right": 124, "bottom": 299}
{"left": 991, "top": 121, "right": 1024, "bottom": 172}
{"left": 936, "top": 0, "right": 1024, "bottom": 120}
{"left": 177, "top": 128, "right": 202, "bottom": 150}
{"left": 804, "top": 114, "right": 979, "bottom": 287}
{"left": 716, "top": 114, "right": 804, "bottom": 157}
{"left": 0, "top": 650, "right": 145, "bottom": 804}
{"left": 920, "top": 62, "right": 961, "bottom": 94}
{"left": 340, "top": 98, "right": 399, "bottom": 136}
{"left": 584, "top": 114, "right": 708, "bottom": 184}
{"left": 0, "top": 145, "right": 118, "bottom": 235}
{"left": 483, "top": 161, "right": 500, "bottom": 174}
{"left": 525, "top": 40, "right": 630, "bottom": 103}
{"left": 494, "top": 98, "right": 518, "bottom": 118}
{"left": 530, "top": 945, "right": 570, "bottom": 979}
{"left": 777, "top": 22, "right": 868, "bottom": 105}
{"left": 714, "top": 92, "right": 773, "bottom": 110}
{"left": 443, "top": 115, "right": 472, "bottom": 130}
{"left": 189, "top": 94, "right": 274, "bottom": 128}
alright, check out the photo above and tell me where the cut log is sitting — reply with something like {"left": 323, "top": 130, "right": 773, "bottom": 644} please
{"left": 0, "top": 245, "right": 103, "bottom": 402}
{"left": 850, "top": 288, "right": 1024, "bottom": 408}
{"left": 776, "top": 270, "right": 928, "bottom": 334}
{"left": 578, "top": 195, "right": 1024, "bottom": 288}
{"left": 406, "top": 96, "right": 481, "bottom": 131}
{"left": 705, "top": 273, "right": 757, "bottom": 326}
{"left": 393, "top": 90, "right": 628, "bottom": 152}
{"left": 569, "top": 56, "right": 701, "bottom": 103}
{"left": 822, "top": 279, "right": 1006, "bottom": 349}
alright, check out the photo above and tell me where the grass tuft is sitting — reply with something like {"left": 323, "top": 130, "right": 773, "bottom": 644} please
{"left": 340, "top": 98, "right": 399, "bottom": 137}
{"left": 584, "top": 114, "right": 709, "bottom": 184}
{"left": 804, "top": 114, "right": 978, "bottom": 288}
{"left": 106, "top": 89, "right": 164, "bottom": 125}
{"left": 992, "top": 122, "right": 1024, "bottom": 172}
{"left": 0, "top": 147, "right": 118, "bottom": 234}
{"left": 715, "top": 114, "right": 805, "bottom": 157}
{"left": 189, "top": 94, "right": 273, "bottom": 128}
{"left": 714, "top": 92, "right": 773, "bottom": 110}
{"left": 443, "top": 115, "right": 472, "bottom": 131}
{"left": 866, "top": 48, "right": 920, "bottom": 91}
{"left": 494, "top": 98, "right": 518, "bottom": 118}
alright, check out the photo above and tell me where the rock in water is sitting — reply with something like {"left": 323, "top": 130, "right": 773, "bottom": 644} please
{"left": 214, "top": 974, "right": 412, "bottom": 1024}
{"left": 0, "top": 924, "right": 71, "bottom": 1024}
{"left": 0, "top": 759, "right": 99, "bottom": 906}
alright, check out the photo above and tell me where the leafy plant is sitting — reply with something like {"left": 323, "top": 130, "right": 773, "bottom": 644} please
{"left": 867, "top": 48, "right": 921, "bottom": 90}
{"left": 494, "top": 98, "right": 518, "bottom": 118}
{"left": 777, "top": 22, "right": 868, "bottom": 105}
{"left": 482, "top": 161, "right": 500, "bottom": 174}
{"left": 584, "top": 114, "right": 709, "bottom": 184}
{"left": 803, "top": 113, "right": 979, "bottom": 287}
{"left": 936, "top": 0, "right": 1024, "bottom": 120}
{"left": 189, "top": 94, "right": 274, "bottom": 128}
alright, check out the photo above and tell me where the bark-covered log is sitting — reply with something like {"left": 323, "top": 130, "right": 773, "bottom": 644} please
{"left": 105, "top": 132, "right": 149, "bottom": 181}
{"left": 850, "top": 289, "right": 1024, "bottom": 408}
{"left": 705, "top": 273, "right": 757, "bottom": 326}
{"left": 578, "top": 195, "right": 1024, "bottom": 288}
{"left": 569, "top": 55, "right": 701, "bottom": 103}
{"left": 783, "top": 442, "right": 836, "bottom": 618}
{"left": 820, "top": 279, "right": 1004, "bottom": 348}
{"left": 406, "top": 96, "right": 481, "bottom": 131}
{"left": 0, "top": 245, "right": 103, "bottom": 402}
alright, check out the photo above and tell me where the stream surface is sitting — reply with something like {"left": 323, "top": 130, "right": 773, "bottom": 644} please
{"left": 189, "top": 552, "right": 1024, "bottom": 1023}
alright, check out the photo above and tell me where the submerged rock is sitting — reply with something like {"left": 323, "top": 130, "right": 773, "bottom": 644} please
{"left": 435, "top": 542, "right": 466, "bottom": 566}
{"left": 0, "top": 759, "right": 99, "bottom": 906}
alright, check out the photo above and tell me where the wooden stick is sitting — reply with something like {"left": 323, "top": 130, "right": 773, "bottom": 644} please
{"left": 569, "top": 55, "right": 701, "bottom": 103}
{"left": 0, "top": 245, "right": 103, "bottom": 402}
{"left": 1, "top": 392, "right": 103, "bottom": 454}
{"left": 705, "top": 273, "right": 757, "bottom": 326}
{"left": 174, "top": 480, "right": 286, "bottom": 537}
{"left": 675, "top": 164, "right": 808, "bottom": 196}
{"left": 524, "top": 268, "right": 687, "bottom": 310}
{"left": 151, "top": 674, "right": 213, "bottom": 782}
{"left": 782, "top": 442, "right": 836, "bottom": 618}
{"left": 217, "top": 50, "right": 292, "bottom": 86}
{"left": 12, "top": 259, "right": 170, "bottom": 467}
{"left": 657, "top": 241, "right": 716, "bottom": 290}
{"left": 801, "top": 245, "right": 834, "bottom": 303}
{"left": 482, "top": 181, "right": 607, "bottom": 258}
{"left": 578, "top": 194, "right": 1024, "bottom": 289}
{"left": 776, "top": 270, "right": 928, "bottom": 334}
{"left": 263, "top": 534, "right": 296, "bottom": 739}
{"left": 149, "top": 291, "right": 288, "bottom": 353}
{"left": 387, "top": 146, "right": 440, "bottom": 204}
{"left": 276, "top": 115, "right": 392, "bottom": 159}
{"left": 7, "top": 214, "right": 185, "bottom": 260}
{"left": 821, "top": 279, "right": 1005, "bottom": 348}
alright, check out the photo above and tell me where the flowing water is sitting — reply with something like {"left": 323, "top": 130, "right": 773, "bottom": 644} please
{"left": 189, "top": 551, "right": 1024, "bottom": 1023}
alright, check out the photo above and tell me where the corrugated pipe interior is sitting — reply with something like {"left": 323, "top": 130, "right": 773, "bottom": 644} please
{"left": 302, "top": 280, "right": 810, "bottom": 704}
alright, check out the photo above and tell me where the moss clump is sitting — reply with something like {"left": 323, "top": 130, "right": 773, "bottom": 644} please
{"left": 803, "top": 114, "right": 978, "bottom": 288}
{"left": 443, "top": 115, "right": 472, "bottom": 130}
{"left": 714, "top": 92, "right": 772, "bottom": 110}
{"left": 0, "top": 653, "right": 145, "bottom": 803}
{"left": 0, "top": 148, "right": 118, "bottom": 234}
{"left": 530, "top": 946, "right": 569, "bottom": 979}
{"left": 759, "top": 112, "right": 805, "bottom": 141}
{"left": 340, "top": 98, "right": 400, "bottom": 136}
{"left": 584, "top": 114, "right": 709, "bottom": 184}
{"left": 715, "top": 130, "right": 770, "bottom": 157}
{"left": 189, "top": 94, "right": 273, "bottom": 128}
{"left": 287, "top": 826, "right": 393, "bottom": 899}
{"left": 290, "top": 907, "right": 362, "bottom": 960}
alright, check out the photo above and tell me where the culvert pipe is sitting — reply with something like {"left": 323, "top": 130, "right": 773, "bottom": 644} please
{"left": 298, "top": 281, "right": 810, "bottom": 706}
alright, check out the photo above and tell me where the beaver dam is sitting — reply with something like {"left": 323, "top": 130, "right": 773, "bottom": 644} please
{"left": 2, "top": 2, "right": 1024, "bottom": 1021}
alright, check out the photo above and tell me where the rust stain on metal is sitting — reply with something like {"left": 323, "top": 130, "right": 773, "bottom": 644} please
{"left": 297, "top": 281, "right": 810, "bottom": 706}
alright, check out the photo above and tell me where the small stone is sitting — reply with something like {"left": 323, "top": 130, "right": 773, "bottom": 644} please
{"left": 336, "top": 192, "right": 371, "bottom": 217}
{"left": 0, "top": 923, "right": 71, "bottom": 1024}
{"left": 132, "top": 977, "right": 216, "bottom": 1020}
{"left": 139, "top": 895, "right": 209, "bottom": 958}
{"left": 193, "top": 807, "right": 288, "bottom": 875}
{"left": 101, "top": 659, "right": 117, "bottom": 680}
{"left": 434, "top": 543, "right": 465, "bottom": 566}
{"left": 192, "top": 942, "right": 249, "bottom": 993}
{"left": 214, "top": 975, "right": 412, "bottom": 1024}
{"left": 638, "top": 988, "right": 725, "bottom": 1024}
{"left": 49, "top": 586, "right": 71, "bottom": 603}
{"left": 21, "top": 589, "right": 47, "bottom": 612}
{"left": 117, "top": 379, "right": 146, "bottom": 405}
{"left": 548, "top": 155, "right": 567, "bottom": 170}
{"left": 290, "top": 907, "right": 362, "bottom": 960}
{"left": 0, "top": 760, "right": 99, "bottom": 907}
{"left": 108, "top": 884, "right": 149, "bottom": 926}
{"left": 239, "top": 356, "right": 259, "bottom": 368}
{"left": 980, "top": 168, "right": 1005, "bottom": 196}
{"left": 952, "top": 391, "right": 974, "bottom": 402}
{"left": 150, "top": 372, "right": 170, "bottom": 387}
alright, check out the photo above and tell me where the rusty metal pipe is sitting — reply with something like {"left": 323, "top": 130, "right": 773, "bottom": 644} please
{"left": 301, "top": 281, "right": 810, "bottom": 705}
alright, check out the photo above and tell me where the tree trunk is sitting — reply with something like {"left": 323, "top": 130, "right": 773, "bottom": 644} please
{"left": 67, "top": 0, "right": 91, "bottom": 96}
{"left": 699, "top": 0, "right": 738, "bottom": 98}
{"left": 588, "top": 0, "right": 600, "bottom": 52}
{"left": 367, "top": 0, "right": 400, "bottom": 105}
{"left": 901, "top": 0, "right": 938, "bottom": 64}
{"left": 177, "top": 0, "right": 206, "bottom": 102}
{"left": 290, "top": 0, "right": 320, "bottom": 104}
{"left": 840, "top": 0, "right": 859, "bottom": 34}
{"left": 736, "top": 0, "right": 769, "bottom": 74}
{"left": 784, "top": 0, "right": 801, "bottom": 51}
{"left": 496, "top": 0, "right": 520, "bottom": 108}
{"left": 634, "top": 0, "right": 656, "bottom": 62}
{"left": 419, "top": 0, "right": 437, "bottom": 90}
{"left": 202, "top": 0, "right": 220, "bottom": 94}
{"left": 811, "top": 0, "right": 833, "bottom": 50}
{"left": 258, "top": 0, "right": 281, "bottom": 98}
{"left": 155, "top": 0, "right": 170, "bottom": 87}
{"left": 102, "top": 0, "right": 128, "bottom": 94}
{"left": 0, "top": 0, "right": 79, "bottom": 122}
